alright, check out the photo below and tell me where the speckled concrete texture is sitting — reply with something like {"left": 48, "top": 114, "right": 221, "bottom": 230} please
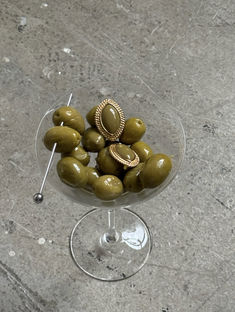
{"left": 0, "top": 0, "right": 234, "bottom": 311}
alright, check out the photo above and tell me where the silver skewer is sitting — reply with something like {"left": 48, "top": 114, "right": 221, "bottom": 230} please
{"left": 33, "top": 93, "right": 73, "bottom": 204}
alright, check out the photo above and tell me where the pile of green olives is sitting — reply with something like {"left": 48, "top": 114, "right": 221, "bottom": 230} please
{"left": 43, "top": 100, "right": 172, "bottom": 201}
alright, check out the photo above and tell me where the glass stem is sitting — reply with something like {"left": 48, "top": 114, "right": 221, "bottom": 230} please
{"left": 106, "top": 209, "right": 118, "bottom": 243}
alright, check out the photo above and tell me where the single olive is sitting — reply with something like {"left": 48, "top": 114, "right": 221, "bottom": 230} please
{"left": 62, "top": 145, "right": 90, "bottom": 166}
{"left": 53, "top": 106, "right": 85, "bottom": 134}
{"left": 86, "top": 105, "right": 98, "bottom": 127}
{"left": 96, "top": 147, "right": 123, "bottom": 176}
{"left": 120, "top": 118, "right": 146, "bottom": 144}
{"left": 139, "top": 154, "right": 172, "bottom": 188}
{"left": 123, "top": 163, "right": 144, "bottom": 192}
{"left": 57, "top": 157, "right": 88, "bottom": 187}
{"left": 131, "top": 141, "right": 153, "bottom": 162}
{"left": 86, "top": 167, "right": 100, "bottom": 187}
{"left": 44, "top": 126, "right": 81, "bottom": 153}
{"left": 93, "top": 175, "right": 123, "bottom": 200}
{"left": 82, "top": 127, "right": 105, "bottom": 152}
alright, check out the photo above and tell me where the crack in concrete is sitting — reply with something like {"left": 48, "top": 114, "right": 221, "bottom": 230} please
{"left": 213, "top": 197, "right": 232, "bottom": 211}
{"left": 0, "top": 260, "right": 56, "bottom": 312}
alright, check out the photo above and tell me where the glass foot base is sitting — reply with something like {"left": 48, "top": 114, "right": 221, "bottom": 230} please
{"left": 70, "top": 208, "right": 152, "bottom": 281}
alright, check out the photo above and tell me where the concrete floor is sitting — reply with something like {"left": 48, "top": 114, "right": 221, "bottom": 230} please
{"left": 0, "top": 0, "right": 234, "bottom": 311}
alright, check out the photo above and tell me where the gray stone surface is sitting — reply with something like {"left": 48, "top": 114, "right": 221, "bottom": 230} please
{"left": 0, "top": 0, "right": 234, "bottom": 311}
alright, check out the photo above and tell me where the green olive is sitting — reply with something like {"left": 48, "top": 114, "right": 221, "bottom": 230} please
{"left": 86, "top": 167, "right": 100, "bottom": 187}
{"left": 44, "top": 126, "right": 81, "bottom": 153}
{"left": 93, "top": 175, "right": 123, "bottom": 200}
{"left": 139, "top": 154, "right": 172, "bottom": 188}
{"left": 96, "top": 147, "right": 123, "bottom": 176}
{"left": 53, "top": 106, "right": 85, "bottom": 134}
{"left": 62, "top": 146, "right": 90, "bottom": 166}
{"left": 86, "top": 105, "right": 98, "bottom": 127}
{"left": 123, "top": 163, "right": 144, "bottom": 192}
{"left": 131, "top": 141, "right": 153, "bottom": 162}
{"left": 57, "top": 157, "right": 88, "bottom": 187}
{"left": 82, "top": 127, "right": 105, "bottom": 152}
{"left": 120, "top": 118, "right": 146, "bottom": 145}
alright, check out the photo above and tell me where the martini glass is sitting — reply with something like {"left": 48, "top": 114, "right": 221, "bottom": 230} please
{"left": 35, "top": 83, "right": 185, "bottom": 281}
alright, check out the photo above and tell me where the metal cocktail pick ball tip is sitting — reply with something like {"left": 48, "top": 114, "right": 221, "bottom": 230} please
{"left": 33, "top": 93, "right": 73, "bottom": 204}
{"left": 33, "top": 193, "right": 44, "bottom": 204}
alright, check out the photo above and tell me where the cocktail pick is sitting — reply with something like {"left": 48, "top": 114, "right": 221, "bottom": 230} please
{"left": 33, "top": 93, "right": 73, "bottom": 203}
